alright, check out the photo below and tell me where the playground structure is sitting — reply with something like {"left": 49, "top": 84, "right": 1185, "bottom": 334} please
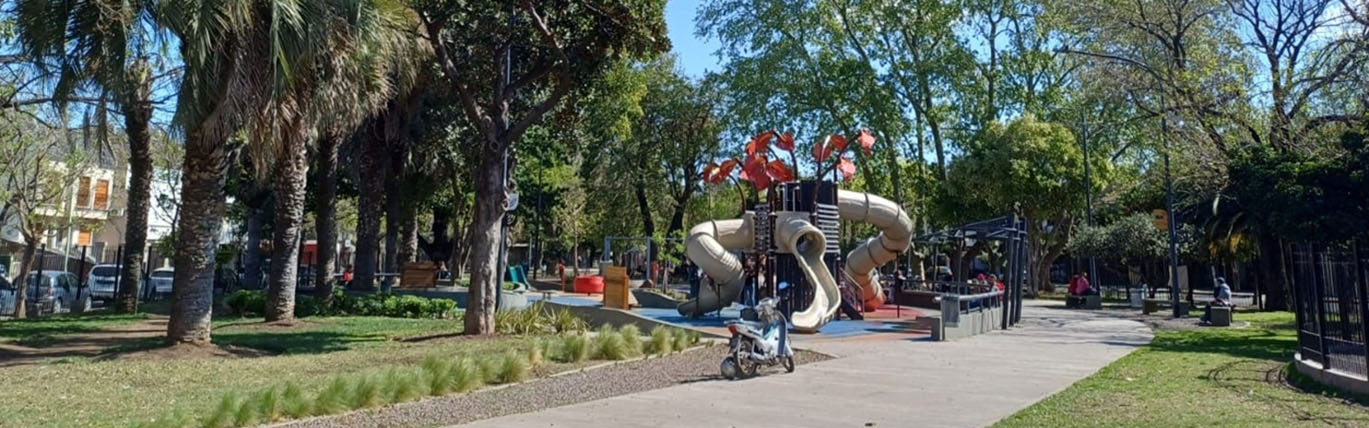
{"left": 679, "top": 180, "right": 913, "bottom": 333}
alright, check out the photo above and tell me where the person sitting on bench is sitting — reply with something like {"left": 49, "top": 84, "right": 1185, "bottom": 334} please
{"left": 1066, "top": 272, "right": 1095, "bottom": 308}
{"left": 1201, "top": 277, "right": 1233, "bottom": 324}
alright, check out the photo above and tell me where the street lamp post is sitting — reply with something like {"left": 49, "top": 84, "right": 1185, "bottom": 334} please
{"left": 1163, "top": 114, "right": 1183, "bottom": 317}
{"left": 1079, "top": 110, "right": 1099, "bottom": 295}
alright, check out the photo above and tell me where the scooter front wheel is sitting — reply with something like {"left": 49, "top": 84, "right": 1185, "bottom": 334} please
{"left": 721, "top": 357, "right": 740, "bottom": 380}
{"left": 783, "top": 356, "right": 795, "bottom": 373}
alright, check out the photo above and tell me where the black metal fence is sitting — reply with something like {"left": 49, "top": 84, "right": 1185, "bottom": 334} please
{"left": 1291, "top": 241, "right": 1369, "bottom": 377}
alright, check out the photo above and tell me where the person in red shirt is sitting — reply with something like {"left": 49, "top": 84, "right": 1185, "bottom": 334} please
{"left": 341, "top": 264, "right": 355, "bottom": 288}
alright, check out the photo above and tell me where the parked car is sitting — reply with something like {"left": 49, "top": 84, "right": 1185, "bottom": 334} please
{"left": 0, "top": 271, "right": 86, "bottom": 315}
{"left": 87, "top": 264, "right": 122, "bottom": 300}
{"left": 148, "top": 268, "right": 175, "bottom": 295}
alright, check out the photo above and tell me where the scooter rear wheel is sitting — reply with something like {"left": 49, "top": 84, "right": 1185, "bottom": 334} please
{"left": 742, "top": 358, "right": 759, "bottom": 377}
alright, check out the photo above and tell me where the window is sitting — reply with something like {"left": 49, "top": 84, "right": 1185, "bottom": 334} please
{"left": 94, "top": 179, "right": 110, "bottom": 210}
{"left": 76, "top": 177, "right": 91, "bottom": 208}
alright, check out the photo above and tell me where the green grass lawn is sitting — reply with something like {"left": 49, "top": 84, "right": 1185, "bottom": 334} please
{"left": 0, "top": 311, "right": 149, "bottom": 344}
{"left": 0, "top": 315, "right": 547, "bottom": 428}
{"left": 996, "top": 311, "right": 1369, "bottom": 427}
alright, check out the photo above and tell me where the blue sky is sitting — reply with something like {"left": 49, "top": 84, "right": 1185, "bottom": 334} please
{"left": 666, "top": 0, "right": 723, "bottom": 78}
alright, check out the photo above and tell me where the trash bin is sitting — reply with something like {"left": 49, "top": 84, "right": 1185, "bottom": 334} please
{"left": 1130, "top": 286, "right": 1147, "bottom": 308}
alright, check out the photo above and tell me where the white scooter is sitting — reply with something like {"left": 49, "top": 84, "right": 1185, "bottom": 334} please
{"left": 721, "top": 297, "right": 795, "bottom": 379}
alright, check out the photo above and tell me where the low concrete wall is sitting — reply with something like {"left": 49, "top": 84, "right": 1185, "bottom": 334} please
{"left": 933, "top": 306, "right": 1004, "bottom": 341}
{"left": 540, "top": 301, "right": 728, "bottom": 338}
{"left": 1294, "top": 353, "right": 1369, "bottom": 396}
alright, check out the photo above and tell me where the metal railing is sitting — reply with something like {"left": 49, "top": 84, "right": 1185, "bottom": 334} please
{"left": 1292, "top": 241, "right": 1369, "bottom": 378}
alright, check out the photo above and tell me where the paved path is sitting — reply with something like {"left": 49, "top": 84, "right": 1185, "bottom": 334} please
{"left": 451, "top": 300, "right": 1152, "bottom": 428}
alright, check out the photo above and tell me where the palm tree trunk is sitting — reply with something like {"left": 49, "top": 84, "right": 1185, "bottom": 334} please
{"left": 466, "top": 148, "right": 506, "bottom": 335}
{"left": 313, "top": 133, "right": 341, "bottom": 302}
{"left": 168, "top": 130, "right": 228, "bottom": 345}
{"left": 354, "top": 130, "right": 386, "bottom": 291}
{"left": 115, "top": 91, "right": 154, "bottom": 314}
{"left": 10, "top": 238, "right": 39, "bottom": 318}
{"left": 265, "top": 135, "right": 310, "bottom": 322}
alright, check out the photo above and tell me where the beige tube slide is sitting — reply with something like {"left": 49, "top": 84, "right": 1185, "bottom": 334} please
{"left": 775, "top": 212, "right": 841, "bottom": 333}
{"left": 676, "top": 213, "right": 754, "bottom": 317}
{"left": 838, "top": 190, "right": 914, "bottom": 311}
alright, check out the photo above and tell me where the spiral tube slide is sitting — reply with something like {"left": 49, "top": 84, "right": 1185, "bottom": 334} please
{"left": 837, "top": 190, "right": 915, "bottom": 311}
{"left": 775, "top": 212, "right": 842, "bottom": 333}
{"left": 676, "top": 213, "right": 754, "bottom": 317}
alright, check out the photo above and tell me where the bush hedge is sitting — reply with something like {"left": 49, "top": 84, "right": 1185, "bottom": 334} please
{"left": 222, "top": 290, "right": 457, "bottom": 319}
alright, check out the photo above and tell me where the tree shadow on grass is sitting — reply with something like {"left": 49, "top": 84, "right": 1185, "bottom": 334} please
{"left": 1148, "top": 328, "right": 1294, "bottom": 361}
{"left": 0, "top": 313, "right": 149, "bottom": 343}
{"left": 212, "top": 330, "right": 389, "bottom": 354}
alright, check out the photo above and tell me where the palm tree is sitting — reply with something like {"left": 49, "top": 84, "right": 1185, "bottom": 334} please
{"left": 265, "top": 3, "right": 426, "bottom": 320}
{"left": 14, "top": 0, "right": 164, "bottom": 314}
{"left": 154, "top": 0, "right": 400, "bottom": 342}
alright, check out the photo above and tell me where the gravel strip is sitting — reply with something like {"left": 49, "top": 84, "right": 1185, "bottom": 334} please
{"left": 278, "top": 346, "right": 830, "bottom": 428}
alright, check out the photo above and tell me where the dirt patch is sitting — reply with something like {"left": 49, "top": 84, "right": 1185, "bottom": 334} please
{"left": 112, "top": 342, "right": 275, "bottom": 361}
{"left": 0, "top": 317, "right": 170, "bottom": 367}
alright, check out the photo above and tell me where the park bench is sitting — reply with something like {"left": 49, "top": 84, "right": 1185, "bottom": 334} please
{"left": 1066, "top": 294, "right": 1102, "bottom": 310}
{"left": 1207, "top": 305, "right": 1232, "bottom": 327}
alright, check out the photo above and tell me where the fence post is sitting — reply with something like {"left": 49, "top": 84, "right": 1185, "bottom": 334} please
{"left": 1291, "top": 245, "right": 1306, "bottom": 358}
{"left": 1312, "top": 245, "right": 1330, "bottom": 368}
{"left": 1353, "top": 241, "right": 1368, "bottom": 372}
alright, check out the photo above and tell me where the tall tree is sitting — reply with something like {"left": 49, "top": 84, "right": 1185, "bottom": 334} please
{"left": 950, "top": 116, "right": 1105, "bottom": 291}
{"left": 157, "top": 0, "right": 407, "bottom": 343}
{"left": 14, "top": 0, "right": 168, "bottom": 314}
{"left": 261, "top": 1, "right": 425, "bottom": 321}
{"left": 0, "top": 113, "right": 90, "bottom": 318}
{"left": 417, "top": 0, "right": 669, "bottom": 334}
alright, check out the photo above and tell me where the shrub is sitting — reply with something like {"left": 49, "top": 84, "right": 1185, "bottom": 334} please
{"left": 202, "top": 392, "right": 238, "bottom": 428}
{"left": 224, "top": 290, "right": 266, "bottom": 317}
{"left": 557, "top": 333, "right": 591, "bottom": 362}
{"left": 386, "top": 369, "right": 423, "bottom": 403}
{"left": 231, "top": 393, "right": 257, "bottom": 427}
{"left": 312, "top": 377, "right": 351, "bottom": 416}
{"left": 672, "top": 328, "right": 692, "bottom": 351}
{"left": 496, "top": 352, "right": 530, "bottom": 384}
{"left": 526, "top": 339, "right": 545, "bottom": 368}
{"left": 593, "top": 325, "right": 628, "bottom": 360}
{"left": 293, "top": 295, "right": 326, "bottom": 317}
{"left": 551, "top": 308, "right": 588, "bottom": 333}
{"left": 281, "top": 384, "right": 310, "bottom": 419}
{"left": 422, "top": 356, "right": 453, "bottom": 396}
{"left": 496, "top": 301, "right": 552, "bottom": 334}
{"left": 619, "top": 324, "right": 643, "bottom": 356}
{"left": 648, "top": 326, "right": 673, "bottom": 355}
{"left": 449, "top": 357, "right": 483, "bottom": 393}
{"left": 252, "top": 387, "right": 282, "bottom": 423}
{"left": 478, "top": 355, "right": 503, "bottom": 384}
{"left": 351, "top": 375, "right": 383, "bottom": 409}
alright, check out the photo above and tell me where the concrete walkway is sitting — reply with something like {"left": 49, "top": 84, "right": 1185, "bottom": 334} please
{"left": 452, "top": 300, "right": 1152, "bottom": 428}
